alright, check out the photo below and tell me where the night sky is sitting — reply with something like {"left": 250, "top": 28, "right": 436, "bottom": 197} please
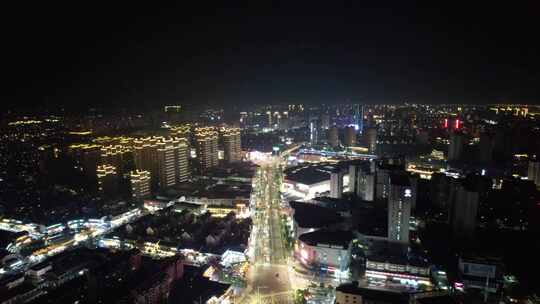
{"left": 4, "top": 2, "right": 540, "bottom": 109}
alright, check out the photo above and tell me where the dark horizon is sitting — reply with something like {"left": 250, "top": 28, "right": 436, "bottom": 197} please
{"left": 3, "top": 2, "right": 540, "bottom": 109}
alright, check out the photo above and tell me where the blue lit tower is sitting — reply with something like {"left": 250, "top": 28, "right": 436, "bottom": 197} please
{"left": 353, "top": 104, "right": 363, "bottom": 134}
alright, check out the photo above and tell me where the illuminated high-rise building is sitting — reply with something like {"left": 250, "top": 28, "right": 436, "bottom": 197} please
{"left": 130, "top": 170, "right": 151, "bottom": 199}
{"left": 309, "top": 120, "right": 319, "bottom": 146}
{"left": 195, "top": 127, "right": 219, "bottom": 171}
{"left": 169, "top": 124, "right": 192, "bottom": 163}
{"left": 353, "top": 104, "right": 363, "bottom": 134}
{"left": 132, "top": 136, "right": 190, "bottom": 189}
{"left": 133, "top": 137, "right": 160, "bottom": 188}
{"left": 344, "top": 126, "right": 356, "bottom": 147}
{"left": 170, "top": 124, "right": 191, "bottom": 141}
{"left": 157, "top": 138, "right": 190, "bottom": 189}
{"left": 97, "top": 164, "right": 118, "bottom": 197}
{"left": 100, "top": 144, "right": 132, "bottom": 174}
{"left": 221, "top": 127, "right": 242, "bottom": 163}
{"left": 387, "top": 173, "right": 412, "bottom": 243}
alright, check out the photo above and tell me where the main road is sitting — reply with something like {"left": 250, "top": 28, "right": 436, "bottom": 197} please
{"left": 244, "top": 158, "right": 293, "bottom": 303}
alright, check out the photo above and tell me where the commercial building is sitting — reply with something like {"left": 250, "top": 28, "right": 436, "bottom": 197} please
{"left": 296, "top": 229, "right": 354, "bottom": 275}
{"left": 335, "top": 282, "right": 409, "bottom": 304}
{"left": 284, "top": 163, "right": 348, "bottom": 199}
{"left": 97, "top": 164, "right": 118, "bottom": 197}
{"left": 364, "top": 240, "right": 431, "bottom": 287}
{"left": 387, "top": 173, "right": 412, "bottom": 243}
{"left": 458, "top": 255, "right": 504, "bottom": 293}
{"left": 220, "top": 127, "right": 242, "bottom": 163}
{"left": 130, "top": 170, "right": 152, "bottom": 199}
{"left": 195, "top": 127, "right": 219, "bottom": 171}
{"left": 344, "top": 126, "right": 356, "bottom": 147}
{"left": 448, "top": 181, "right": 479, "bottom": 240}
{"left": 335, "top": 282, "right": 447, "bottom": 304}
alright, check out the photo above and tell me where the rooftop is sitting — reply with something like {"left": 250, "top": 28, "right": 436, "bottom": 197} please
{"left": 285, "top": 162, "right": 340, "bottom": 185}
{"left": 298, "top": 229, "right": 354, "bottom": 248}
{"left": 366, "top": 239, "right": 430, "bottom": 268}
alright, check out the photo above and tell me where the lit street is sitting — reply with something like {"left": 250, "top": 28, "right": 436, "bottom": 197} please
{"left": 244, "top": 158, "right": 293, "bottom": 303}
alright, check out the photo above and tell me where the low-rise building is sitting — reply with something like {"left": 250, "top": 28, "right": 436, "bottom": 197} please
{"left": 295, "top": 229, "right": 354, "bottom": 275}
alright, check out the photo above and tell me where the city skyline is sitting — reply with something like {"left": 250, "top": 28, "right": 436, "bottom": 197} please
{"left": 2, "top": 3, "right": 540, "bottom": 303}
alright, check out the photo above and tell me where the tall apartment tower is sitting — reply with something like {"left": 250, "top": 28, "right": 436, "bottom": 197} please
{"left": 387, "top": 173, "right": 412, "bottom": 243}
{"left": 376, "top": 166, "right": 391, "bottom": 199}
{"left": 448, "top": 132, "right": 465, "bottom": 161}
{"left": 349, "top": 161, "right": 374, "bottom": 201}
{"left": 156, "top": 138, "right": 190, "bottom": 189}
{"left": 175, "top": 139, "right": 190, "bottom": 183}
{"left": 366, "top": 127, "right": 377, "bottom": 155}
{"left": 170, "top": 124, "right": 191, "bottom": 140}
{"left": 133, "top": 137, "right": 160, "bottom": 188}
{"left": 353, "top": 104, "right": 363, "bottom": 134}
{"left": 344, "top": 126, "right": 356, "bottom": 147}
{"left": 130, "top": 170, "right": 151, "bottom": 199}
{"left": 448, "top": 181, "right": 479, "bottom": 240}
{"left": 328, "top": 126, "right": 339, "bottom": 148}
{"left": 221, "top": 127, "right": 242, "bottom": 163}
{"left": 195, "top": 127, "right": 219, "bottom": 171}
{"left": 309, "top": 120, "right": 319, "bottom": 146}
{"left": 100, "top": 144, "right": 132, "bottom": 174}
{"left": 97, "top": 164, "right": 118, "bottom": 197}
{"left": 330, "top": 170, "right": 344, "bottom": 199}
